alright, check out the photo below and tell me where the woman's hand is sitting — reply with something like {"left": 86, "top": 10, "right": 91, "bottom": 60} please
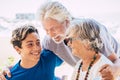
{"left": 99, "top": 64, "right": 118, "bottom": 80}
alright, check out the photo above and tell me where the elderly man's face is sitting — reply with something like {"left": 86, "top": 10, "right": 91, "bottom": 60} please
{"left": 42, "top": 18, "right": 67, "bottom": 44}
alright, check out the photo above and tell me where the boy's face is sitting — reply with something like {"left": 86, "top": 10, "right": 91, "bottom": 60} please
{"left": 16, "top": 32, "right": 41, "bottom": 62}
{"left": 42, "top": 18, "right": 67, "bottom": 44}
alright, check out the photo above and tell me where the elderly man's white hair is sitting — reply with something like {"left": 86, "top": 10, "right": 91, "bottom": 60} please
{"left": 36, "top": 1, "right": 73, "bottom": 23}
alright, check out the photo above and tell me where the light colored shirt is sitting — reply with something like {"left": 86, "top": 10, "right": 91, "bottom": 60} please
{"left": 71, "top": 54, "right": 120, "bottom": 80}
{"left": 100, "top": 24, "right": 120, "bottom": 57}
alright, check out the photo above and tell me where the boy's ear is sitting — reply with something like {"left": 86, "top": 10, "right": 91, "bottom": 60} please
{"left": 14, "top": 46, "right": 21, "bottom": 54}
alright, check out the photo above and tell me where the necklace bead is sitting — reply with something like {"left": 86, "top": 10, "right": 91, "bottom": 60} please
{"left": 75, "top": 54, "right": 97, "bottom": 80}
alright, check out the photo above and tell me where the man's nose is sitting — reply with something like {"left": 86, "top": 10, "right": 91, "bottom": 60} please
{"left": 47, "top": 30, "right": 56, "bottom": 38}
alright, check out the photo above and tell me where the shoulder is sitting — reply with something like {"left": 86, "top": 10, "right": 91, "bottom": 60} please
{"left": 40, "top": 49, "right": 63, "bottom": 66}
{"left": 10, "top": 60, "right": 21, "bottom": 70}
{"left": 41, "top": 49, "right": 56, "bottom": 58}
{"left": 96, "top": 54, "right": 113, "bottom": 67}
{"left": 41, "top": 49, "right": 62, "bottom": 61}
{"left": 101, "top": 55, "right": 113, "bottom": 64}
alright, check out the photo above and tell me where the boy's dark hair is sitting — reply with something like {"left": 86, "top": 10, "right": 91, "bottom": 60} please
{"left": 11, "top": 24, "right": 39, "bottom": 48}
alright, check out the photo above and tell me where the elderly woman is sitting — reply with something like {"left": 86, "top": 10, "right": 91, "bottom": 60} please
{"left": 64, "top": 18, "right": 119, "bottom": 80}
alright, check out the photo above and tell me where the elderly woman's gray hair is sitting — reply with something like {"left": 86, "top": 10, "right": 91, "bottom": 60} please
{"left": 66, "top": 18, "right": 103, "bottom": 53}
{"left": 36, "top": 1, "right": 73, "bottom": 23}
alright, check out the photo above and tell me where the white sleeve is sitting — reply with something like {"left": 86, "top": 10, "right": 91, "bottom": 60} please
{"left": 100, "top": 25, "right": 120, "bottom": 57}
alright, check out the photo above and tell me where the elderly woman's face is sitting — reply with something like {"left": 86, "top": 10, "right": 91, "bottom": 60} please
{"left": 64, "top": 34, "right": 86, "bottom": 57}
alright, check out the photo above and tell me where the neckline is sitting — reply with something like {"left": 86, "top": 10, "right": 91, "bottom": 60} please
{"left": 18, "top": 59, "right": 40, "bottom": 70}
{"left": 75, "top": 53, "right": 98, "bottom": 80}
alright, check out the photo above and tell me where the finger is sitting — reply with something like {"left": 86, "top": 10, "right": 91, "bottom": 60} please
{"left": 100, "top": 68, "right": 114, "bottom": 80}
{"left": 2, "top": 69, "right": 11, "bottom": 78}
{"left": 102, "top": 76, "right": 114, "bottom": 80}
{"left": 101, "top": 66, "right": 112, "bottom": 75}
{"left": 2, "top": 71, "right": 7, "bottom": 76}
{"left": 0, "top": 74, "right": 6, "bottom": 80}
{"left": 99, "top": 64, "right": 110, "bottom": 72}
{"left": 6, "top": 70, "right": 11, "bottom": 78}
{"left": 100, "top": 69, "right": 108, "bottom": 76}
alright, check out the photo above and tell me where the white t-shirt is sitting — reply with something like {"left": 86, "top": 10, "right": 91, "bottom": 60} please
{"left": 71, "top": 54, "right": 119, "bottom": 80}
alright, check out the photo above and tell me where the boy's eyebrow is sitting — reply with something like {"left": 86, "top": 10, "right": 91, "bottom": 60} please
{"left": 26, "top": 39, "right": 40, "bottom": 43}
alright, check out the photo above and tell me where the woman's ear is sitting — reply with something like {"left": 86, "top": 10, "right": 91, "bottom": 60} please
{"left": 83, "top": 40, "right": 91, "bottom": 51}
{"left": 14, "top": 46, "right": 21, "bottom": 54}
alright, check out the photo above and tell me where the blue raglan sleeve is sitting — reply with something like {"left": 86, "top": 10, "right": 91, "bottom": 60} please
{"left": 41, "top": 49, "right": 63, "bottom": 67}
{"left": 55, "top": 55, "right": 63, "bottom": 66}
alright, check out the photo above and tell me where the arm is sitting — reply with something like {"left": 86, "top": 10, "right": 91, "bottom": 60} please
{"left": 0, "top": 66, "right": 12, "bottom": 80}
{"left": 42, "top": 35, "right": 57, "bottom": 52}
{"left": 99, "top": 25, "right": 120, "bottom": 80}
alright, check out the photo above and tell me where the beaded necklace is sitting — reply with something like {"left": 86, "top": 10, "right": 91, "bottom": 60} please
{"left": 75, "top": 53, "right": 98, "bottom": 80}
